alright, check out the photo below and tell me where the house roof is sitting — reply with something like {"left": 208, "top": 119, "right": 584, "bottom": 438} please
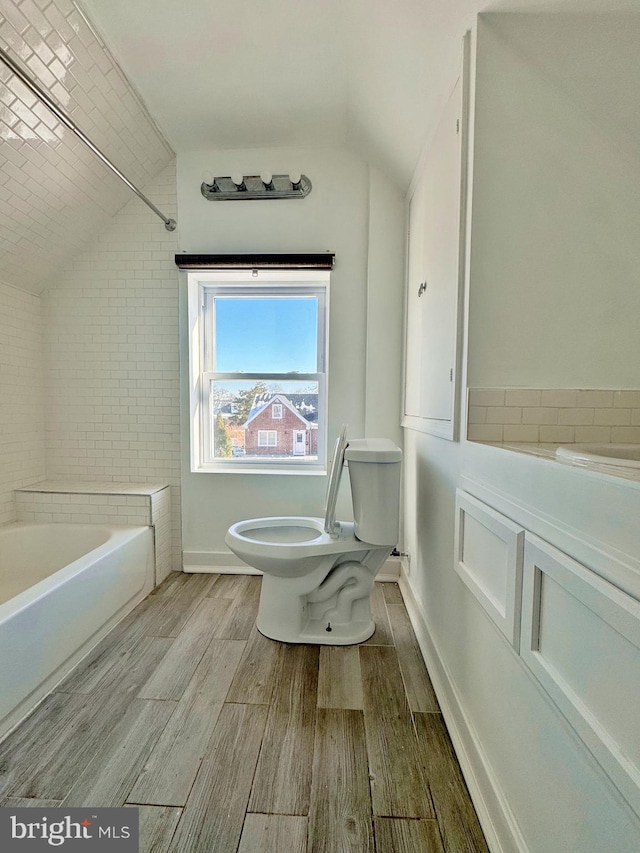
{"left": 245, "top": 393, "right": 318, "bottom": 428}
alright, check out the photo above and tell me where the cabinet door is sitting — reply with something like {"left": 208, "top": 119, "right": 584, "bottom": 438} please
{"left": 403, "top": 36, "right": 468, "bottom": 438}
{"left": 404, "top": 177, "right": 426, "bottom": 418}
{"left": 521, "top": 534, "right": 640, "bottom": 819}
{"left": 420, "top": 76, "right": 463, "bottom": 421}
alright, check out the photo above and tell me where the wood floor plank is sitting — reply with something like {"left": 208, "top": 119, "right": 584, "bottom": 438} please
{"left": 138, "top": 598, "right": 233, "bottom": 701}
{"left": 413, "top": 713, "right": 489, "bottom": 853}
{"left": 214, "top": 576, "right": 262, "bottom": 640}
{"left": 387, "top": 604, "right": 439, "bottom": 713}
{"left": 308, "top": 708, "right": 374, "bottom": 853}
{"left": 363, "top": 583, "right": 394, "bottom": 646}
{"left": 381, "top": 582, "right": 404, "bottom": 606}
{"left": 128, "top": 639, "right": 246, "bottom": 806}
{"left": 317, "top": 646, "right": 363, "bottom": 709}
{"left": 0, "top": 797, "right": 61, "bottom": 807}
{"left": 62, "top": 698, "right": 176, "bottom": 808}
{"left": 226, "top": 626, "right": 282, "bottom": 705}
{"left": 248, "top": 644, "right": 319, "bottom": 815}
{"left": 54, "top": 614, "right": 153, "bottom": 695}
{"left": 374, "top": 818, "right": 445, "bottom": 852}
{"left": 143, "top": 573, "right": 220, "bottom": 638}
{"left": 125, "top": 805, "right": 182, "bottom": 853}
{"left": 0, "top": 692, "right": 85, "bottom": 797}
{"left": 168, "top": 703, "right": 268, "bottom": 853}
{"left": 58, "top": 636, "right": 173, "bottom": 697}
{"left": 3, "top": 688, "right": 140, "bottom": 800}
{"left": 238, "top": 814, "right": 308, "bottom": 853}
{"left": 360, "top": 646, "right": 434, "bottom": 819}
{"left": 207, "top": 573, "right": 254, "bottom": 599}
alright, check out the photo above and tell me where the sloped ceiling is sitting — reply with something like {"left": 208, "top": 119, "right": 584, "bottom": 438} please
{"left": 78, "top": 0, "right": 639, "bottom": 190}
{"left": 0, "top": 0, "right": 637, "bottom": 294}
{"left": 79, "top": 0, "right": 486, "bottom": 189}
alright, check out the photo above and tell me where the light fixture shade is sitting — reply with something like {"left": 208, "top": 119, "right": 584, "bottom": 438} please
{"left": 201, "top": 174, "right": 312, "bottom": 201}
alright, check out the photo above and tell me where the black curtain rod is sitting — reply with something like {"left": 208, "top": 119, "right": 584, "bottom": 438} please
{"left": 175, "top": 253, "right": 335, "bottom": 270}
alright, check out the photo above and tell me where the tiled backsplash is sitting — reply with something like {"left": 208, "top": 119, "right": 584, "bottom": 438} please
{"left": 468, "top": 389, "right": 640, "bottom": 444}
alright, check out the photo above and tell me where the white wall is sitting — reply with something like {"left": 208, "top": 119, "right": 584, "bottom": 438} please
{"left": 402, "top": 14, "right": 640, "bottom": 853}
{"left": 177, "top": 147, "right": 405, "bottom": 561}
{"left": 0, "top": 282, "right": 46, "bottom": 524}
{"left": 44, "top": 162, "right": 182, "bottom": 569}
{"left": 467, "top": 14, "right": 640, "bottom": 389}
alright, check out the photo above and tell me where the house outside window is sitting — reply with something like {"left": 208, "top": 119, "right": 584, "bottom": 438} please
{"left": 187, "top": 269, "right": 329, "bottom": 473}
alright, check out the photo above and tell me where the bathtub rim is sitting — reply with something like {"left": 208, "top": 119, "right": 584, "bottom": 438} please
{"left": 0, "top": 521, "right": 151, "bottom": 622}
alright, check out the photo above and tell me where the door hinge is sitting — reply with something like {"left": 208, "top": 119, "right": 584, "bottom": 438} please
{"left": 450, "top": 368, "right": 453, "bottom": 381}
{"left": 456, "top": 118, "right": 460, "bottom": 134}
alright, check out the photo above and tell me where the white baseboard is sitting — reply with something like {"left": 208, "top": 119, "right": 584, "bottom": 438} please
{"left": 182, "top": 550, "right": 400, "bottom": 580}
{"left": 398, "top": 569, "right": 528, "bottom": 853}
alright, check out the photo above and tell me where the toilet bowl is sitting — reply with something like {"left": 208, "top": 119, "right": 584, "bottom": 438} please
{"left": 225, "top": 427, "right": 402, "bottom": 645}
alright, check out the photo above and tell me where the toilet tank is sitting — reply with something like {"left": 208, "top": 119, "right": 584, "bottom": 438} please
{"left": 344, "top": 439, "right": 402, "bottom": 546}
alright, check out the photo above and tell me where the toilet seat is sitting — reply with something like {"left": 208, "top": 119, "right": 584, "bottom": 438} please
{"left": 225, "top": 516, "right": 369, "bottom": 578}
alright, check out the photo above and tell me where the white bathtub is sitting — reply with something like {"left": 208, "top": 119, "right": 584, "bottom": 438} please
{"left": 0, "top": 522, "right": 155, "bottom": 741}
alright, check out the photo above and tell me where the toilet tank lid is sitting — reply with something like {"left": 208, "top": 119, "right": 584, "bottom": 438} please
{"left": 345, "top": 438, "right": 402, "bottom": 463}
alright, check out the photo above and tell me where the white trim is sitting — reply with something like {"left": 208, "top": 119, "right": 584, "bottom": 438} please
{"left": 398, "top": 569, "right": 528, "bottom": 853}
{"left": 454, "top": 490, "right": 524, "bottom": 651}
{"left": 258, "top": 429, "right": 278, "bottom": 447}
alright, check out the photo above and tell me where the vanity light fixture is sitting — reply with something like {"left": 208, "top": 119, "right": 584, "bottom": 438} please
{"left": 201, "top": 173, "right": 312, "bottom": 201}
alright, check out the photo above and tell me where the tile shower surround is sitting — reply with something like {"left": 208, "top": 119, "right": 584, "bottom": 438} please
{"left": 44, "top": 161, "right": 181, "bottom": 571}
{"left": 0, "top": 0, "right": 173, "bottom": 292}
{"left": 0, "top": 281, "right": 46, "bottom": 525}
{"left": 467, "top": 389, "right": 640, "bottom": 444}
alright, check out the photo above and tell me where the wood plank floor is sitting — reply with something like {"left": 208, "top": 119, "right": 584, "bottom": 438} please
{"left": 0, "top": 573, "right": 489, "bottom": 853}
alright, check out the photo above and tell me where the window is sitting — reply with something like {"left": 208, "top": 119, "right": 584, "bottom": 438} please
{"left": 188, "top": 269, "right": 329, "bottom": 473}
{"left": 258, "top": 430, "right": 278, "bottom": 447}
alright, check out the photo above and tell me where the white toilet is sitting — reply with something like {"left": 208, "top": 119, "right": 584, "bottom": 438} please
{"left": 225, "top": 427, "right": 402, "bottom": 644}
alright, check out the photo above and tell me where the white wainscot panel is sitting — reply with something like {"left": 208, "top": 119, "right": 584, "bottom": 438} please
{"left": 454, "top": 490, "right": 524, "bottom": 649}
{"left": 521, "top": 533, "right": 640, "bottom": 820}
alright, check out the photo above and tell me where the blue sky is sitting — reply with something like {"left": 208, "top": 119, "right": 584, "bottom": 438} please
{"left": 215, "top": 296, "right": 318, "bottom": 373}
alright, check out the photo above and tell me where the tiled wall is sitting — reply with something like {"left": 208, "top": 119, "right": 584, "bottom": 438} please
{"left": 15, "top": 490, "right": 151, "bottom": 526}
{"left": 0, "top": 0, "right": 174, "bottom": 293}
{"left": 0, "top": 281, "right": 45, "bottom": 524}
{"left": 44, "top": 161, "right": 182, "bottom": 570}
{"left": 468, "top": 389, "right": 640, "bottom": 444}
{"left": 15, "top": 484, "right": 173, "bottom": 583}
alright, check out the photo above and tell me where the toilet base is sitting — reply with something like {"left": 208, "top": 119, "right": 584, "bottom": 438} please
{"left": 255, "top": 549, "right": 390, "bottom": 646}
{"left": 256, "top": 615, "right": 375, "bottom": 646}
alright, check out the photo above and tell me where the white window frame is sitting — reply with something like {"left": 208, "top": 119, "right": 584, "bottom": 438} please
{"left": 258, "top": 430, "right": 278, "bottom": 447}
{"left": 188, "top": 269, "right": 329, "bottom": 474}
{"left": 272, "top": 404, "right": 283, "bottom": 419}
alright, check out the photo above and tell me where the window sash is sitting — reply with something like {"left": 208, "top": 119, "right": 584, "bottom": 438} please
{"left": 258, "top": 430, "right": 278, "bottom": 447}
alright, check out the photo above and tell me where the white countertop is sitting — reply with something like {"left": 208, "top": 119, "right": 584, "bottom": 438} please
{"left": 474, "top": 442, "right": 640, "bottom": 486}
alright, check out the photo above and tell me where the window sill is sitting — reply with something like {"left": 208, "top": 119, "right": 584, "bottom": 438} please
{"left": 191, "top": 463, "right": 327, "bottom": 476}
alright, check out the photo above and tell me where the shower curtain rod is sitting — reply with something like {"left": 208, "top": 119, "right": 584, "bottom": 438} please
{"left": 0, "top": 45, "right": 176, "bottom": 232}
